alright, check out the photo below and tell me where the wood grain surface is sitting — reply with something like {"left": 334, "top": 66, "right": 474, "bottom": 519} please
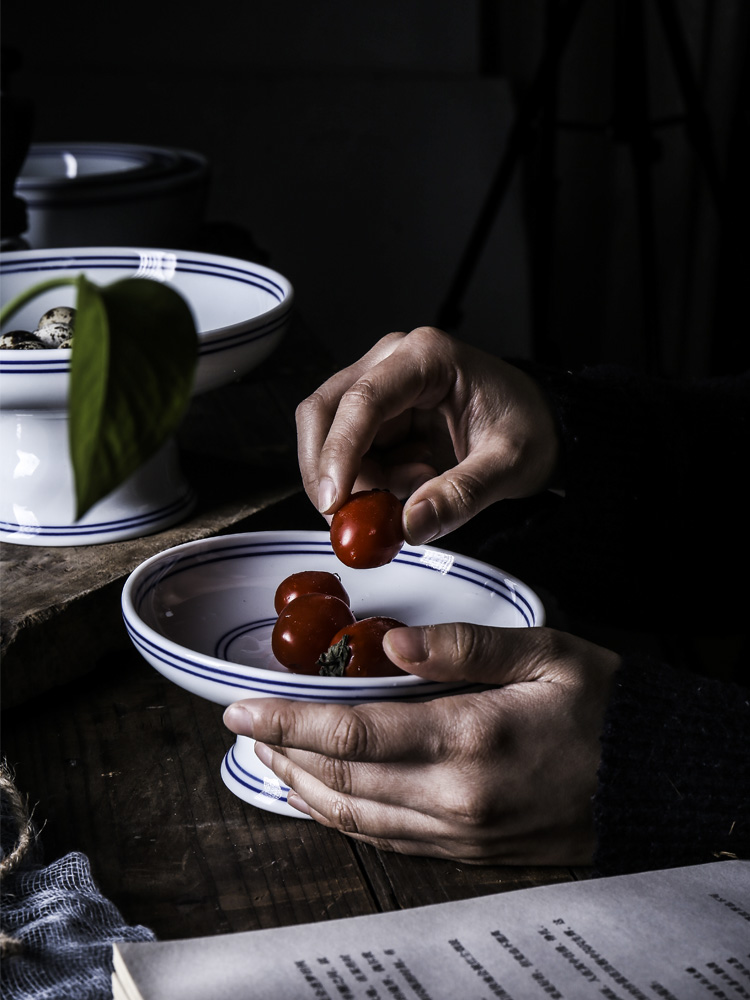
{"left": 1, "top": 316, "right": 590, "bottom": 943}
{"left": 2, "top": 642, "right": 582, "bottom": 941}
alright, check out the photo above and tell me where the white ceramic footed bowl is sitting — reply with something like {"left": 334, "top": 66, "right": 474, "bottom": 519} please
{"left": 121, "top": 530, "right": 545, "bottom": 817}
{"left": 0, "top": 248, "right": 293, "bottom": 545}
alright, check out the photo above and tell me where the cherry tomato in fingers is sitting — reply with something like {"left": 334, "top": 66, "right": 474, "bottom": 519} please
{"left": 272, "top": 593, "right": 356, "bottom": 675}
{"left": 330, "top": 489, "right": 404, "bottom": 569}
{"left": 273, "top": 570, "right": 350, "bottom": 614}
{"left": 317, "top": 616, "right": 407, "bottom": 677}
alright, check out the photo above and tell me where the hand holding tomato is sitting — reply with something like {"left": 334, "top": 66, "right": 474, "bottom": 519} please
{"left": 295, "top": 327, "right": 561, "bottom": 546}
{"left": 224, "top": 623, "right": 620, "bottom": 864}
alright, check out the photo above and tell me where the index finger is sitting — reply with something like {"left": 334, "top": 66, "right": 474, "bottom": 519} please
{"left": 295, "top": 332, "right": 408, "bottom": 511}
{"left": 223, "top": 696, "right": 447, "bottom": 763}
{"left": 298, "top": 330, "right": 456, "bottom": 513}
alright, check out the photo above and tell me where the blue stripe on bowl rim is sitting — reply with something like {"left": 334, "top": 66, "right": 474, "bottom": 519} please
{"left": 0, "top": 252, "right": 289, "bottom": 300}
{"left": 0, "top": 252, "right": 292, "bottom": 375}
{"left": 130, "top": 537, "right": 538, "bottom": 628}
{"left": 124, "top": 619, "right": 442, "bottom": 700}
{"left": 0, "top": 489, "right": 195, "bottom": 539}
{"left": 122, "top": 534, "right": 540, "bottom": 697}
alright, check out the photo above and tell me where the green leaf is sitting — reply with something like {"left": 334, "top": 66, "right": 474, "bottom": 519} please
{"left": 68, "top": 275, "right": 198, "bottom": 519}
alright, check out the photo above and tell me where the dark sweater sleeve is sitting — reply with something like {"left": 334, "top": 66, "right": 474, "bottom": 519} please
{"left": 482, "top": 364, "right": 750, "bottom": 629}
{"left": 478, "top": 363, "right": 750, "bottom": 873}
{"left": 593, "top": 653, "right": 750, "bottom": 874}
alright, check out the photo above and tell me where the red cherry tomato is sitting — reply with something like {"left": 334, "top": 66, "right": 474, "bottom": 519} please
{"left": 274, "top": 570, "right": 350, "bottom": 615}
{"left": 318, "top": 616, "right": 407, "bottom": 678}
{"left": 330, "top": 489, "right": 404, "bottom": 569}
{"left": 271, "top": 593, "right": 355, "bottom": 675}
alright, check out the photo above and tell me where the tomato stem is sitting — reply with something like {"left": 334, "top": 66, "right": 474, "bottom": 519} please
{"left": 317, "top": 635, "right": 351, "bottom": 677}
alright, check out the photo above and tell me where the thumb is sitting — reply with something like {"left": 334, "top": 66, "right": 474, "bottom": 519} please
{"left": 383, "top": 623, "right": 561, "bottom": 686}
{"left": 402, "top": 451, "right": 513, "bottom": 545}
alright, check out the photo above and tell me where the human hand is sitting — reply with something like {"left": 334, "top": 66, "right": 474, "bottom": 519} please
{"left": 295, "top": 327, "right": 560, "bottom": 545}
{"left": 223, "top": 625, "right": 620, "bottom": 865}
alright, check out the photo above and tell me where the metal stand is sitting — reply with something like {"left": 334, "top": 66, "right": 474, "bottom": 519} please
{"left": 436, "top": 0, "right": 725, "bottom": 374}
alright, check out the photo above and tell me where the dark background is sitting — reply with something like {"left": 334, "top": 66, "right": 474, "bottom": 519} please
{"left": 2, "top": 0, "right": 748, "bottom": 377}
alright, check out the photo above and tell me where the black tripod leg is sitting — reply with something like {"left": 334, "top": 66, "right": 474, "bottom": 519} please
{"left": 436, "top": 0, "right": 587, "bottom": 333}
{"left": 614, "top": 0, "right": 663, "bottom": 375}
{"left": 653, "top": 0, "right": 725, "bottom": 216}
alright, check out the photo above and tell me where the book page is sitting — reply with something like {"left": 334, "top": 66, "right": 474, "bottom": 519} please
{"left": 113, "top": 861, "right": 750, "bottom": 1000}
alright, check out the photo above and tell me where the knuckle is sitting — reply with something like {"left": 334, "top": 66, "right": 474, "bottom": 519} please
{"left": 341, "top": 377, "right": 384, "bottom": 417}
{"left": 445, "top": 785, "right": 496, "bottom": 830}
{"left": 328, "top": 709, "right": 370, "bottom": 760}
{"left": 328, "top": 794, "right": 362, "bottom": 835}
{"left": 443, "top": 471, "right": 484, "bottom": 515}
{"left": 407, "top": 326, "right": 453, "bottom": 354}
{"left": 295, "top": 389, "right": 326, "bottom": 425}
{"left": 449, "top": 622, "right": 491, "bottom": 671}
{"left": 318, "top": 755, "right": 354, "bottom": 796}
{"left": 259, "top": 704, "right": 290, "bottom": 746}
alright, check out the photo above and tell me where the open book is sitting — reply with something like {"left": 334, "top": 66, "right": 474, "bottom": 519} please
{"left": 113, "top": 860, "right": 749, "bottom": 1000}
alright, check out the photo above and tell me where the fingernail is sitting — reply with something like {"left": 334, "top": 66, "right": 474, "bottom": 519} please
{"left": 223, "top": 703, "right": 255, "bottom": 734}
{"left": 287, "top": 791, "right": 311, "bottom": 816}
{"left": 318, "top": 476, "right": 337, "bottom": 513}
{"left": 404, "top": 499, "right": 440, "bottom": 545}
{"left": 385, "top": 626, "right": 428, "bottom": 664}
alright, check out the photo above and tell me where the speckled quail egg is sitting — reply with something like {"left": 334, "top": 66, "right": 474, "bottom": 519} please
{"left": 33, "top": 305, "right": 76, "bottom": 348}
{"left": 0, "top": 331, "right": 46, "bottom": 350}
{"left": 34, "top": 322, "right": 73, "bottom": 348}
{"left": 37, "top": 306, "right": 76, "bottom": 330}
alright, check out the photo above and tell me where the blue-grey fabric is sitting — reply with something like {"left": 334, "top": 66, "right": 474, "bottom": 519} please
{"left": 1, "top": 780, "right": 155, "bottom": 1000}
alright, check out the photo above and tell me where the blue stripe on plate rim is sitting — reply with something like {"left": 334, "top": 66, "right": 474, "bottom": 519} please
{"left": 222, "top": 744, "right": 291, "bottom": 800}
{"left": 0, "top": 308, "right": 291, "bottom": 375}
{"left": 124, "top": 619, "right": 445, "bottom": 701}
{"left": 130, "top": 538, "right": 537, "bottom": 627}
{"left": 0, "top": 489, "right": 194, "bottom": 538}
{"left": 0, "top": 253, "right": 289, "bottom": 299}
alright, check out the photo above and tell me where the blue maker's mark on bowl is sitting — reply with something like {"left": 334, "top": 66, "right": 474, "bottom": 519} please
{"left": 223, "top": 744, "right": 291, "bottom": 801}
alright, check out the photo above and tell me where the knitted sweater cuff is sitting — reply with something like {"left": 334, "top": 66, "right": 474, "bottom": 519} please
{"left": 593, "top": 653, "right": 750, "bottom": 875}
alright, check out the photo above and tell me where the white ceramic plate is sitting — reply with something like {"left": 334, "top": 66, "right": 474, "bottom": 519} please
{"left": 122, "top": 529, "right": 545, "bottom": 817}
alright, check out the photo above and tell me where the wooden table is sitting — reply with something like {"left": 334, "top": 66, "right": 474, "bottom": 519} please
{"left": 1, "top": 319, "right": 592, "bottom": 944}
